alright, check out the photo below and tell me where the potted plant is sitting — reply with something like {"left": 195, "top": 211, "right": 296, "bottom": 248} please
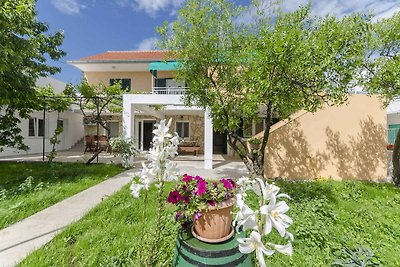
{"left": 167, "top": 174, "right": 237, "bottom": 243}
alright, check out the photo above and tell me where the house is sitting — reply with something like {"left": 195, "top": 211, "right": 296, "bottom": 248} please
{"left": 69, "top": 50, "right": 391, "bottom": 180}
{"left": 0, "top": 77, "right": 84, "bottom": 157}
{"left": 69, "top": 50, "right": 229, "bottom": 169}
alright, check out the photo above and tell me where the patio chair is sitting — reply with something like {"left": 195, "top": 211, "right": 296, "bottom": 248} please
{"left": 84, "top": 135, "right": 96, "bottom": 152}
{"left": 98, "top": 135, "right": 110, "bottom": 152}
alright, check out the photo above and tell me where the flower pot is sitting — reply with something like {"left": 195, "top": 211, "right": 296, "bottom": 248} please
{"left": 192, "top": 197, "right": 235, "bottom": 243}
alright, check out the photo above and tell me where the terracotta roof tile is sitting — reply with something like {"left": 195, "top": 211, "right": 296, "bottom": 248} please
{"left": 79, "top": 50, "right": 171, "bottom": 61}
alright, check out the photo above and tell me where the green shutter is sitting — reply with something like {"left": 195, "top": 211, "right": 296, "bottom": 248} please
{"left": 388, "top": 124, "right": 400, "bottom": 144}
{"left": 156, "top": 78, "right": 166, "bottom": 88}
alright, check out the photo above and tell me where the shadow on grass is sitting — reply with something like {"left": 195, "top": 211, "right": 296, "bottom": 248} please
{"left": 276, "top": 180, "right": 337, "bottom": 203}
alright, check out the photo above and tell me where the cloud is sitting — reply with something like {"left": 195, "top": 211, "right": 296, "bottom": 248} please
{"left": 114, "top": 0, "right": 184, "bottom": 17}
{"left": 51, "top": 0, "right": 87, "bottom": 15}
{"left": 136, "top": 37, "right": 159, "bottom": 50}
{"left": 238, "top": 0, "right": 399, "bottom": 24}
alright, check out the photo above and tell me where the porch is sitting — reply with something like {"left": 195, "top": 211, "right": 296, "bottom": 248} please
{"left": 123, "top": 93, "right": 215, "bottom": 169}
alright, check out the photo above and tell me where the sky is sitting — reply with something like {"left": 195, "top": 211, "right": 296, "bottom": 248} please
{"left": 36, "top": 0, "right": 400, "bottom": 85}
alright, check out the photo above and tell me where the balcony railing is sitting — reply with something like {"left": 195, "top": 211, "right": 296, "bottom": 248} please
{"left": 152, "top": 87, "right": 188, "bottom": 95}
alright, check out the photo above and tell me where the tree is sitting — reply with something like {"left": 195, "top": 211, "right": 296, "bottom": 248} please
{"left": 36, "top": 85, "right": 73, "bottom": 162}
{"left": 64, "top": 79, "right": 124, "bottom": 164}
{"left": 362, "top": 12, "right": 400, "bottom": 186}
{"left": 158, "top": 0, "right": 371, "bottom": 177}
{"left": 0, "top": 0, "right": 65, "bottom": 152}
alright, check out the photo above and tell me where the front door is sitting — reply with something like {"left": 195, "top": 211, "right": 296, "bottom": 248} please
{"left": 143, "top": 121, "right": 156, "bottom": 150}
{"left": 213, "top": 131, "right": 227, "bottom": 154}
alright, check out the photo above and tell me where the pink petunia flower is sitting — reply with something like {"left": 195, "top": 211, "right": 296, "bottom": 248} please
{"left": 182, "top": 174, "right": 193, "bottom": 182}
{"left": 221, "top": 179, "right": 232, "bottom": 189}
{"left": 197, "top": 181, "right": 207, "bottom": 196}
{"left": 167, "top": 190, "right": 182, "bottom": 204}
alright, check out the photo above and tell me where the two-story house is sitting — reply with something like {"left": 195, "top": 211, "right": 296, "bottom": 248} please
{"left": 70, "top": 50, "right": 391, "bottom": 180}
{"left": 69, "top": 50, "right": 222, "bottom": 169}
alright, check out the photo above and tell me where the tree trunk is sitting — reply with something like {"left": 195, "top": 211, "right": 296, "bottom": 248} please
{"left": 86, "top": 150, "right": 101, "bottom": 165}
{"left": 392, "top": 129, "right": 400, "bottom": 186}
{"left": 226, "top": 103, "right": 272, "bottom": 179}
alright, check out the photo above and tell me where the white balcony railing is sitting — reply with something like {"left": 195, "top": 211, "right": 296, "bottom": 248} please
{"left": 152, "top": 87, "right": 188, "bottom": 95}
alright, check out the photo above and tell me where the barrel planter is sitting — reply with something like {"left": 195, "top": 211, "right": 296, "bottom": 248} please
{"left": 173, "top": 228, "right": 252, "bottom": 267}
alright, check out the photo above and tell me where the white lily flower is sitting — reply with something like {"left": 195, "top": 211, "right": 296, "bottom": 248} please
{"left": 152, "top": 119, "right": 172, "bottom": 146}
{"left": 236, "top": 177, "right": 255, "bottom": 196}
{"left": 163, "top": 160, "right": 179, "bottom": 181}
{"left": 260, "top": 196, "right": 293, "bottom": 237}
{"left": 268, "top": 242, "right": 293, "bottom": 256}
{"left": 130, "top": 181, "right": 144, "bottom": 198}
{"left": 233, "top": 202, "right": 258, "bottom": 232}
{"left": 237, "top": 231, "right": 275, "bottom": 267}
{"left": 170, "top": 135, "right": 180, "bottom": 146}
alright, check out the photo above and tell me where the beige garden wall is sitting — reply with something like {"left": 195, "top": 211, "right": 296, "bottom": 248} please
{"left": 85, "top": 71, "right": 153, "bottom": 93}
{"left": 264, "top": 94, "right": 387, "bottom": 181}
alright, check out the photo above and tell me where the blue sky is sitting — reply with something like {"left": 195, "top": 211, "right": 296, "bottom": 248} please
{"left": 37, "top": 0, "right": 399, "bottom": 84}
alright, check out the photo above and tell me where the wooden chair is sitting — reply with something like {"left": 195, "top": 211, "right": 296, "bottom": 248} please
{"left": 98, "top": 135, "right": 109, "bottom": 152}
{"left": 84, "top": 135, "right": 95, "bottom": 152}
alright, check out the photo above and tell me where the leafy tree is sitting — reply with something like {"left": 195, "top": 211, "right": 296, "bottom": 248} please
{"left": 64, "top": 79, "right": 124, "bottom": 164}
{"left": 35, "top": 85, "right": 73, "bottom": 162}
{"left": 0, "top": 0, "right": 65, "bottom": 151}
{"left": 158, "top": 0, "right": 371, "bottom": 177}
{"left": 362, "top": 12, "right": 400, "bottom": 186}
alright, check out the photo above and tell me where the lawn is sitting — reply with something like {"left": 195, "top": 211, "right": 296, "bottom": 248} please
{"left": 19, "top": 179, "right": 400, "bottom": 267}
{"left": 0, "top": 162, "right": 123, "bottom": 230}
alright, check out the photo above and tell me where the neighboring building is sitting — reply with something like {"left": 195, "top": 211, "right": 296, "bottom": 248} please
{"left": 69, "top": 50, "right": 391, "bottom": 180}
{"left": 0, "top": 77, "right": 84, "bottom": 157}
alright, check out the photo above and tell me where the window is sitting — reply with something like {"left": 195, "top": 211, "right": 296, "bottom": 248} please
{"left": 57, "top": 120, "right": 64, "bottom": 130}
{"left": 110, "top": 78, "right": 131, "bottom": 91}
{"left": 109, "top": 122, "right": 119, "bottom": 138}
{"left": 28, "top": 118, "right": 45, "bottom": 137}
{"left": 176, "top": 122, "right": 190, "bottom": 138}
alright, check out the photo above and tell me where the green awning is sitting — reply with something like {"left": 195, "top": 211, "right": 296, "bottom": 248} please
{"left": 149, "top": 61, "right": 180, "bottom": 77}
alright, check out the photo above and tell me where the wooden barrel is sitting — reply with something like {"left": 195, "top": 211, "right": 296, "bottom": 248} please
{"left": 173, "top": 228, "right": 252, "bottom": 267}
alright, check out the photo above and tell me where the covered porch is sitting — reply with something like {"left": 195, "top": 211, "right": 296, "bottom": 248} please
{"left": 122, "top": 94, "right": 215, "bottom": 169}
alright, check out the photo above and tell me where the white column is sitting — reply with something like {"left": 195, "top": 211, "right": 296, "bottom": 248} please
{"left": 122, "top": 95, "right": 134, "bottom": 139}
{"left": 204, "top": 108, "right": 213, "bottom": 169}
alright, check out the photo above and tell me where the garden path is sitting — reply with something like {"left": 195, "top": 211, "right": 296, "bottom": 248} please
{"left": 0, "top": 157, "right": 248, "bottom": 266}
{"left": 0, "top": 169, "right": 136, "bottom": 267}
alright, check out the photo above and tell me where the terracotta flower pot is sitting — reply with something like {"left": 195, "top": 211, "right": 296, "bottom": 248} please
{"left": 192, "top": 197, "right": 235, "bottom": 243}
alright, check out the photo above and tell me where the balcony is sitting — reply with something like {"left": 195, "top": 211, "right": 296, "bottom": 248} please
{"left": 152, "top": 87, "right": 188, "bottom": 95}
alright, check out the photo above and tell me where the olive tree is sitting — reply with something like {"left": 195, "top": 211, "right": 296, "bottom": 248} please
{"left": 158, "top": 0, "right": 371, "bottom": 177}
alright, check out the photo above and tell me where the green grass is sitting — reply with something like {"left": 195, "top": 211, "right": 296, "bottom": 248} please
{"left": 19, "top": 180, "right": 400, "bottom": 267}
{"left": 0, "top": 162, "right": 123, "bottom": 230}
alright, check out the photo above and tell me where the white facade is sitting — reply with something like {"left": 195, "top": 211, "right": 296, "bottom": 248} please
{"left": 0, "top": 77, "right": 84, "bottom": 157}
{"left": 122, "top": 93, "right": 214, "bottom": 169}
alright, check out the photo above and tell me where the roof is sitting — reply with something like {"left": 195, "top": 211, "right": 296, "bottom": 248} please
{"left": 78, "top": 50, "right": 171, "bottom": 62}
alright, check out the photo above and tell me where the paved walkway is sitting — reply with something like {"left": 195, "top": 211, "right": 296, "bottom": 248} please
{"left": 0, "top": 156, "right": 248, "bottom": 266}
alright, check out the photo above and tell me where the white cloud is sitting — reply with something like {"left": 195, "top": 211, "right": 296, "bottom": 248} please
{"left": 136, "top": 37, "right": 159, "bottom": 50}
{"left": 51, "top": 0, "right": 86, "bottom": 15}
{"left": 238, "top": 0, "right": 399, "bottom": 24}
{"left": 114, "top": 0, "right": 183, "bottom": 17}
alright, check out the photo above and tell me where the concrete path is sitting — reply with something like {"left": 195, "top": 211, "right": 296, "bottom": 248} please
{"left": 0, "top": 169, "right": 136, "bottom": 267}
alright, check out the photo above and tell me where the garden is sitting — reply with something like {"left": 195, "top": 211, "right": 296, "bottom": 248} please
{"left": 15, "top": 119, "right": 400, "bottom": 267}
{"left": 0, "top": 162, "right": 123, "bottom": 230}
{"left": 17, "top": 179, "right": 400, "bottom": 266}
